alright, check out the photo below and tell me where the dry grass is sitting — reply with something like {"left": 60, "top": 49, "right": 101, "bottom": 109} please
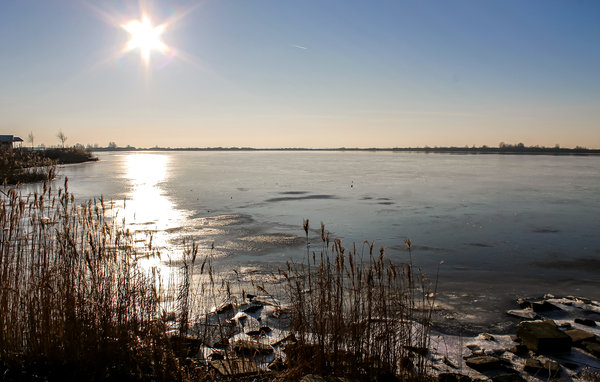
{"left": 279, "top": 221, "right": 435, "bottom": 381}
{"left": 0, "top": 149, "right": 56, "bottom": 184}
{"left": 580, "top": 369, "right": 600, "bottom": 382}
{"left": 0, "top": 179, "right": 182, "bottom": 380}
{"left": 0, "top": 182, "right": 436, "bottom": 381}
{"left": 0, "top": 147, "right": 97, "bottom": 185}
{"left": 39, "top": 147, "right": 98, "bottom": 164}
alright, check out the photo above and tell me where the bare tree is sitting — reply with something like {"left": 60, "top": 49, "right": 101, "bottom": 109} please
{"left": 27, "top": 132, "right": 34, "bottom": 149}
{"left": 57, "top": 131, "right": 67, "bottom": 148}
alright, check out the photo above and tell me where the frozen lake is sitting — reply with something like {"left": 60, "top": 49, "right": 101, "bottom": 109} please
{"left": 31, "top": 151, "right": 600, "bottom": 333}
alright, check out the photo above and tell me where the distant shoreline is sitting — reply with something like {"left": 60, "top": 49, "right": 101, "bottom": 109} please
{"left": 91, "top": 146, "right": 600, "bottom": 155}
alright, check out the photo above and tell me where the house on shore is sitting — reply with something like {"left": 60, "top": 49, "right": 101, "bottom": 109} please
{"left": 0, "top": 135, "right": 23, "bottom": 149}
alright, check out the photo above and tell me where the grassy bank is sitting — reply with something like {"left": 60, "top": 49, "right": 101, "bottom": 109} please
{"left": 0, "top": 149, "right": 55, "bottom": 184}
{"left": 0, "top": 148, "right": 97, "bottom": 185}
{"left": 39, "top": 147, "right": 98, "bottom": 164}
{"left": 0, "top": 182, "right": 434, "bottom": 381}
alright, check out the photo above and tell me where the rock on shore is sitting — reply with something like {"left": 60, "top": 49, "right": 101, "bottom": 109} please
{"left": 172, "top": 294, "right": 600, "bottom": 381}
{"left": 429, "top": 295, "right": 600, "bottom": 381}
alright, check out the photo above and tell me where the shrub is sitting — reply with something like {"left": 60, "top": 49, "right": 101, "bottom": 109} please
{"left": 0, "top": 149, "right": 55, "bottom": 184}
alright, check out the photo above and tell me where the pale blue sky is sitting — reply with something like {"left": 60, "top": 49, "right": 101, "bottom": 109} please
{"left": 1, "top": 0, "right": 598, "bottom": 148}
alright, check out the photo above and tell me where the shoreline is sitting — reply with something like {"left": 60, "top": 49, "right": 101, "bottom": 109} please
{"left": 1, "top": 181, "right": 598, "bottom": 380}
{"left": 428, "top": 294, "right": 600, "bottom": 381}
{"left": 91, "top": 147, "right": 600, "bottom": 155}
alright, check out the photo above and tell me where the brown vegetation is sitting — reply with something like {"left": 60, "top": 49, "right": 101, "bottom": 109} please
{"left": 0, "top": 149, "right": 55, "bottom": 184}
{"left": 0, "top": 182, "right": 434, "bottom": 381}
{"left": 279, "top": 222, "right": 435, "bottom": 381}
{"left": 39, "top": 147, "right": 97, "bottom": 164}
{"left": 0, "top": 147, "right": 97, "bottom": 185}
{"left": 0, "top": 180, "right": 182, "bottom": 380}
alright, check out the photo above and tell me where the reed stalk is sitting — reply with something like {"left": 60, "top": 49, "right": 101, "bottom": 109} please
{"left": 279, "top": 224, "right": 435, "bottom": 381}
{"left": 0, "top": 179, "right": 181, "bottom": 380}
{"left": 0, "top": 180, "right": 435, "bottom": 381}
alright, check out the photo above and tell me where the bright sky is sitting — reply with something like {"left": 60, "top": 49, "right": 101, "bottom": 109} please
{"left": 1, "top": 0, "right": 598, "bottom": 148}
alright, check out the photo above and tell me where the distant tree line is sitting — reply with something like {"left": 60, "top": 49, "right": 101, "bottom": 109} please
{"left": 398, "top": 142, "right": 597, "bottom": 154}
{"left": 87, "top": 142, "right": 599, "bottom": 155}
{"left": 13, "top": 130, "right": 599, "bottom": 154}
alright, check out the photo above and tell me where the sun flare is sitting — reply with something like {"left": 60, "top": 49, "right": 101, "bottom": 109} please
{"left": 122, "top": 15, "right": 168, "bottom": 64}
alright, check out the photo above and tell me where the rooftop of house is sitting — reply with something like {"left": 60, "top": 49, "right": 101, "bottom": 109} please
{"left": 0, "top": 135, "right": 23, "bottom": 142}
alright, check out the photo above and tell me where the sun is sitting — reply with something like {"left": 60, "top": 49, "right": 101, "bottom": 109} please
{"left": 122, "top": 14, "right": 169, "bottom": 64}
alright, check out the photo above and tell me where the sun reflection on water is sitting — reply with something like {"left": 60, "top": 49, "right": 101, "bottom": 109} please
{"left": 123, "top": 154, "right": 183, "bottom": 232}
{"left": 119, "top": 153, "right": 187, "bottom": 284}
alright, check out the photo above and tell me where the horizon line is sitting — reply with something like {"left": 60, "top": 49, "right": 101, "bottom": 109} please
{"left": 86, "top": 145, "right": 600, "bottom": 153}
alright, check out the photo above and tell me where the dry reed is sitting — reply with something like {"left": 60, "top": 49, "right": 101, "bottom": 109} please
{"left": 0, "top": 149, "right": 56, "bottom": 184}
{"left": 279, "top": 220, "right": 435, "bottom": 381}
{"left": 0, "top": 179, "right": 182, "bottom": 380}
{"left": 0, "top": 181, "right": 436, "bottom": 381}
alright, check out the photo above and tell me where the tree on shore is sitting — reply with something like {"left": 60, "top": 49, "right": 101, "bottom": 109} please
{"left": 27, "top": 132, "right": 34, "bottom": 149}
{"left": 57, "top": 131, "right": 67, "bottom": 148}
